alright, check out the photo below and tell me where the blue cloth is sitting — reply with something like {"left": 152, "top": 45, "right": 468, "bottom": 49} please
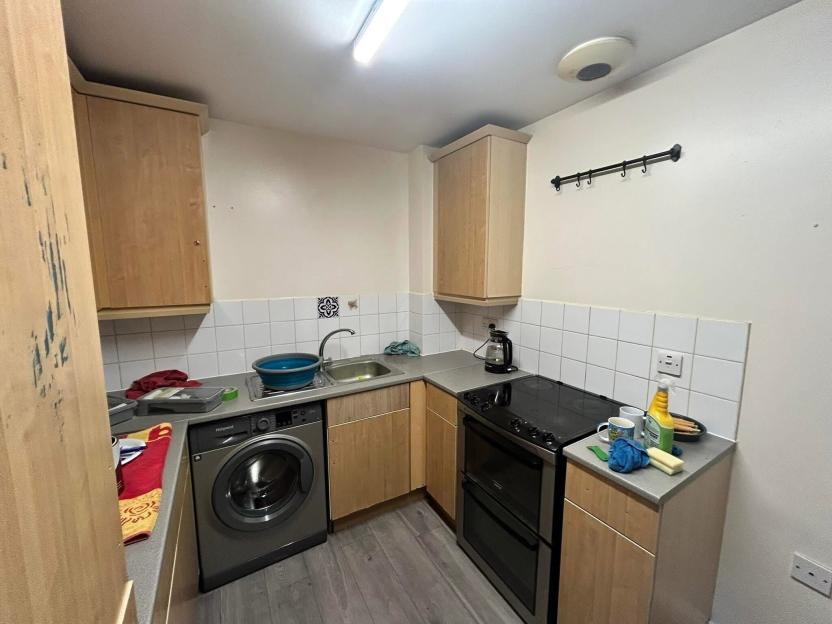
{"left": 608, "top": 438, "right": 650, "bottom": 473}
{"left": 383, "top": 340, "right": 421, "bottom": 357}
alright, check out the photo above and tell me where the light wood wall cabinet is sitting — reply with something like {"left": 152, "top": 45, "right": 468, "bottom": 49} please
{"left": 327, "top": 385, "right": 411, "bottom": 520}
{"left": 430, "top": 125, "right": 531, "bottom": 307}
{"left": 70, "top": 61, "right": 212, "bottom": 320}
{"left": 425, "top": 384, "right": 459, "bottom": 520}
{"left": 558, "top": 458, "right": 733, "bottom": 624}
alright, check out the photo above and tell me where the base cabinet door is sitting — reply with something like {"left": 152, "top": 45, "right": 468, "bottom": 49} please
{"left": 558, "top": 501, "right": 655, "bottom": 624}
{"left": 328, "top": 408, "right": 410, "bottom": 519}
{"left": 425, "top": 408, "right": 457, "bottom": 520}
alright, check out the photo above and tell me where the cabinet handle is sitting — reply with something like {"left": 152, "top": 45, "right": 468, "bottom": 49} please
{"left": 193, "top": 240, "right": 201, "bottom": 246}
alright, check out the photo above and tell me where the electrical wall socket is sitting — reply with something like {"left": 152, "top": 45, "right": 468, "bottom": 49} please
{"left": 656, "top": 350, "right": 683, "bottom": 376}
{"left": 791, "top": 553, "right": 832, "bottom": 596}
{"left": 481, "top": 317, "right": 497, "bottom": 329}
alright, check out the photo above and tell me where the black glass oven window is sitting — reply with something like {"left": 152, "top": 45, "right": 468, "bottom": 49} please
{"left": 464, "top": 419, "right": 542, "bottom": 530}
{"left": 463, "top": 482, "right": 539, "bottom": 612}
{"left": 227, "top": 450, "right": 300, "bottom": 515}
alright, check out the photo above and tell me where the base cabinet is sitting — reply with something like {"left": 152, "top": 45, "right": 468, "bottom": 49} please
{"left": 425, "top": 384, "right": 459, "bottom": 520}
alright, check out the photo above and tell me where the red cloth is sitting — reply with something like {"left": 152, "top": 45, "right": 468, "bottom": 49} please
{"left": 125, "top": 369, "right": 201, "bottom": 399}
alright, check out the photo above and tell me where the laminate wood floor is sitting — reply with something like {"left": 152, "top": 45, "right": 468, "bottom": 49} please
{"left": 197, "top": 499, "right": 523, "bottom": 623}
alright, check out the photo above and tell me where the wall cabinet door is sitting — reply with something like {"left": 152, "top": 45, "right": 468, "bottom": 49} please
{"left": 327, "top": 408, "right": 411, "bottom": 520}
{"left": 73, "top": 94, "right": 210, "bottom": 310}
{"left": 558, "top": 501, "right": 655, "bottom": 624}
{"left": 425, "top": 408, "right": 457, "bottom": 520}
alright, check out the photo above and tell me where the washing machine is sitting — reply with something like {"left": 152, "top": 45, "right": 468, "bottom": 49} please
{"left": 189, "top": 402, "right": 327, "bottom": 591}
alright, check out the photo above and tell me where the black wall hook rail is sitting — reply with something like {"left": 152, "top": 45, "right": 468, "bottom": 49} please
{"left": 551, "top": 144, "right": 682, "bottom": 191}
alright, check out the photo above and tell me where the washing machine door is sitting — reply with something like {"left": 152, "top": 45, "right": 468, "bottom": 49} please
{"left": 212, "top": 434, "right": 314, "bottom": 531}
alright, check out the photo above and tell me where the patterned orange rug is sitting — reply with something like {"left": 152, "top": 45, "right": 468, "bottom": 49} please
{"left": 118, "top": 422, "right": 173, "bottom": 545}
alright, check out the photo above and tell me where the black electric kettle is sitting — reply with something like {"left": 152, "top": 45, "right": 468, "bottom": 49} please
{"left": 474, "top": 325, "right": 517, "bottom": 374}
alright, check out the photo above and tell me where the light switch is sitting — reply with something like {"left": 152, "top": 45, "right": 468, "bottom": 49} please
{"left": 792, "top": 553, "right": 832, "bottom": 596}
{"left": 657, "top": 350, "right": 683, "bottom": 376}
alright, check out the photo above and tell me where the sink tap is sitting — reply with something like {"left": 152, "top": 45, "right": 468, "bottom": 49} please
{"left": 319, "top": 328, "right": 356, "bottom": 367}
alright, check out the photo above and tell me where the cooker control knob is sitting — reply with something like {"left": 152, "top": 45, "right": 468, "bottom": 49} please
{"left": 463, "top": 392, "right": 471, "bottom": 401}
{"left": 510, "top": 418, "right": 523, "bottom": 431}
{"left": 256, "top": 417, "right": 270, "bottom": 432}
{"left": 528, "top": 426, "right": 540, "bottom": 438}
{"left": 481, "top": 402, "right": 492, "bottom": 411}
{"left": 542, "top": 432, "right": 556, "bottom": 446}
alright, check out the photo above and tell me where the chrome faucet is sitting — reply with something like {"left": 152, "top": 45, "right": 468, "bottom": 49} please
{"left": 319, "top": 328, "right": 356, "bottom": 367}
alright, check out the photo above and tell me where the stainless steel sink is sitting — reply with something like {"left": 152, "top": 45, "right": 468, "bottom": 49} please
{"left": 323, "top": 359, "right": 403, "bottom": 385}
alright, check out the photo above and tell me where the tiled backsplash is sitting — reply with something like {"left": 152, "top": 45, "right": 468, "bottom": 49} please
{"left": 100, "top": 292, "right": 749, "bottom": 440}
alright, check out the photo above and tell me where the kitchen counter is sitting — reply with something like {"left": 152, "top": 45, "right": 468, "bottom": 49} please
{"left": 563, "top": 432, "right": 736, "bottom": 505}
{"left": 111, "top": 350, "right": 529, "bottom": 623}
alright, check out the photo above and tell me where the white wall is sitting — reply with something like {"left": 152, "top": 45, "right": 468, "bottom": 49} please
{"left": 408, "top": 145, "right": 434, "bottom": 293}
{"left": 521, "top": 1, "right": 832, "bottom": 622}
{"left": 202, "top": 119, "right": 410, "bottom": 299}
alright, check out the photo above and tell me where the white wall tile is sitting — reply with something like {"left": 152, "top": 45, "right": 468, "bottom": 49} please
{"left": 540, "top": 328, "right": 563, "bottom": 355}
{"left": 586, "top": 365, "right": 615, "bottom": 397}
{"left": 409, "top": 312, "right": 423, "bottom": 334}
{"left": 340, "top": 317, "right": 360, "bottom": 333}
{"left": 217, "top": 349, "right": 246, "bottom": 375}
{"left": 213, "top": 300, "right": 244, "bottom": 326}
{"left": 397, "top": 330, "right": 409, "bottom": 342}
{"left": 321, "top": 337, "right": 340, "bottom": 360}
{"left": 186, "top": 328, "right": 217, "bottom": 355}
{"left": 359, "top": 294, "right": 379, "bottom": 315}
{"left": 318, "top": 317, "right": 340, "bottom": 337}
{"left": 360, "top": 314, "right": 380, "bottom": 335}
{"left": 422, "top": 314, "right": 440, "bottom": 335}
{"left": 115, "top": 318, "right": 151, "bottom": 335}
{"left": 155, "top": 355, "right": 187, "bottom": 371}
{"left": 116, "top": 333, "right": 154, "bottom": 361}
{"left": 562, "top": 331, "right": 588, "bottom": 361}
{"left": 293, "top": 297, "right": 319, "bottom": 320}
{"left": 215, "top": 325, "right": 245, "bottom": 351}
{"left": 119, "top": 359, "right": 155, "bottom": 386}
{"left": 695, "top": 319, "right": 749, "bottom": 362}
{"left": 246, "top": 346, "right": 271, "bottom": 363}
{"left": 690, "top": 356, "right": 745, "bottom": 401}
{"left": 296, "top": 341, "right": 319, "bottom": 354}
{"left": 618, "top": 311, "right": 654, "bottom": 345}
{"left": 152, "top": 330, "right": 186, "bottom": 358}
{"left": 501, "top": 319, "right": 521, "bottom": 340}
{"left": 243, "top": 300, "right": 270, "bottom": 324}
{"left": 397, "top": 312, "right": 409, "bottom": 331}
{"left": 100, "top": 336, "right": 118, "bottom": 364}
{"left": 294, "top": 319, "right": 318, "bottom": 343}
{"left": 340, "top": 295, "right": 360, "bottom": 316}
{"left": 98, "top": 320, "right": 115, "bottom": 336}
{"left": 151, "top": 315, "right": 184, "bottom": 332}
{"left": 421, "top": 296, "right": 441, "bottom": 315}
{"left": 616, "top": 342, "right": 651, "bottom": 378}
{"left": 648, "top": 381, "right": 690, "bottom": 416}
{"left": 270, "top": 321, "right": 294, "bottom": 346}
{"left": 561, "top": 358, "right": 586, "bottom": 389}
{"left": 439, "top": 311, "right": 455, "bottom": 333}
{"left": 188, "top": 353, "right": 219, "bottom": 379}
{"left": 587, "top": 336, "right": 617, "bottom": 369}
{"left": 183, "top": 309, "right": 214, "bottom": 330}
{"left": 688, "top": 392, "right": 739, "bottom": 440}
{"left": 521, "top": 299, "right": 542, "bottom": 325}
{"left": 541, "top": 302, "right": 564, "bottom": 329}
{"left": 649, "top": 348, "right": 692, "bottom": 388}
{"left": 421, "top": 333, "right": 439, "bottom": 355}
{"left": 520, "top": 323, "right": 541, "bottom": 349}
{"left": 378, "top": 294, "right": 397, "bottom": 314}
{"left": 440, "top": 332, "right": 457, "bottom": 352}
{"left": 244, "top": 323, "right": 270, "bottom": 348}
{"left": 539, "top": 352, "right": 561, "bottom": 381}
{"left": 103, "top": 363, "right": 121, "bottom": 391}
{"left": 340, "top": 336, "right": 361, "bottom": 358}
{"left": 516, "top": 347, "right": 540, "bottom": 374}
{"left": 379, "top": 313, "right": 397, "bottom": 333}
{"left": 589, "top": 307, "right": 619, "bottom": 339}
{"left": 653, "top": 314, "right": 697, "bottom": 352}
{"left": 397, "top": 293, "right": 409, "bottom": 312}
{"left": 503, "top": 303, "right": 523, "bottom": 322}
{"left": 268, "top": 298, "right": 294, "bottom": 322}
{"left": 271, "top": 343, "right": 297, "bottom": 355}
{"left": 614, "top": 373, "right": 649, "bottom": 410}
{"left": 360, "top": 334, "right": 380, "bottom": 355}
{"left": 563, "top": 304, "right": 590, "bottom": 333}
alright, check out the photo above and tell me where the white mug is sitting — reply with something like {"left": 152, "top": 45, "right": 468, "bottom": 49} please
{"left": 620, "top": 405, "right": 646, "bottom": 438}
{"left": 597, "top": 416, "right": 636, "bottom": 443}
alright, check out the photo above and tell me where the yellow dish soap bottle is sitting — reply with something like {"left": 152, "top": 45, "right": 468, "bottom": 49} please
{"left": 644, "top": 379, "right": 674, "bottom": 453}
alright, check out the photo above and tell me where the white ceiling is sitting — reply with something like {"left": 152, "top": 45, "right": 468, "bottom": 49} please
{"left": 62, "top": 0, "right": 799, "bottom": 152}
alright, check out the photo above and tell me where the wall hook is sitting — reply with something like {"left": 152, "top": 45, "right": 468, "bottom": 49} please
{"left": 587, "top": 170, "right": 592, "bottom": 185}
{"left": 621, "top": 161, "right": 627, "bottom": 177}
{"left": 576, "top": 172, "right": 581, "bottom": 187}
{"left": 641, "top": 156, "right": 647, "bottom": 173}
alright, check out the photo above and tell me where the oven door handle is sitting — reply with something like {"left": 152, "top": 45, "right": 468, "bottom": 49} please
{"left": 462, "top": 477, "right": 539, "bottom": 550}
{"left": 464, "top": 416, "right": 543, "bottom": 469}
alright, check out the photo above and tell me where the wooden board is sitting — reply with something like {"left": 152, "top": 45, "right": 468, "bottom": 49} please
{"left": 327, "top": 383, "right": 409, "bottom": 427}
{"left": 85, "top": 95, "right": 211, "bottom": 309}
{"left": 650, "top": 455, "right": 733, "bottom": 624}
{"left": 558, "top": 501, "right": 655, "bottom": 624}
{"left": 434, "top": 137, "right": 489, "bottom": 299}
{"left": 409, "top": 381, "right": 426, "bottom": 490}
{"left": 167, "top": 462, "right": 198, "bottom": 623}
{"left": 565, "top": 460, "right": 660, "bottom": 553}
{"left": 0, "top": 1, "right": 134, "bottom": 621}
{"left": 97, "top": 304, "right": 210, "bottom": 321}
{"left": 425, "top": 409, "right": 457, "bottom": 521}
{"left": 426, "top": 383, "right": 458, "bottom": 426}
{"left": 327, "top": 409, "right": 411, "bottom": 519}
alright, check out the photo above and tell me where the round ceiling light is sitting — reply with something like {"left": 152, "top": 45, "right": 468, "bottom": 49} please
{"left": 557, "top": 36, "right": 634, "bottom": 82}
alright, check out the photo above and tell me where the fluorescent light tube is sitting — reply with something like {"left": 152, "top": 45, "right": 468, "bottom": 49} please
{"left": 353, "top": 0, "right": 411, "bottom": 64}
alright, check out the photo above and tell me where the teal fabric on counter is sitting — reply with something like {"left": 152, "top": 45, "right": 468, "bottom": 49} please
{"left": 383, "top": 340, "right": 421, "bottom": 357}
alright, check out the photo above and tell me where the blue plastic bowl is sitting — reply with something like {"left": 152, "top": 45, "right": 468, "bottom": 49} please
{"left": 252, "top": 353, "right": 322, "bottom": 390}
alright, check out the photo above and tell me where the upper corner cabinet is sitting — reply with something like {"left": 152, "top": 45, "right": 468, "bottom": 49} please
{"left": 431, "top": 124, "right": 530, "bottom": 307}
{"left": 70, "top": 60, "right": 212, "bottom": 320}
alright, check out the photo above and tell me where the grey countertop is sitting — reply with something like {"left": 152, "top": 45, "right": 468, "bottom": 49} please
{"left": 112, "top": 350, "right": 528, "bottom": 623}
{"left": 563, "top": 432, "right": 736, "bottom": 505}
